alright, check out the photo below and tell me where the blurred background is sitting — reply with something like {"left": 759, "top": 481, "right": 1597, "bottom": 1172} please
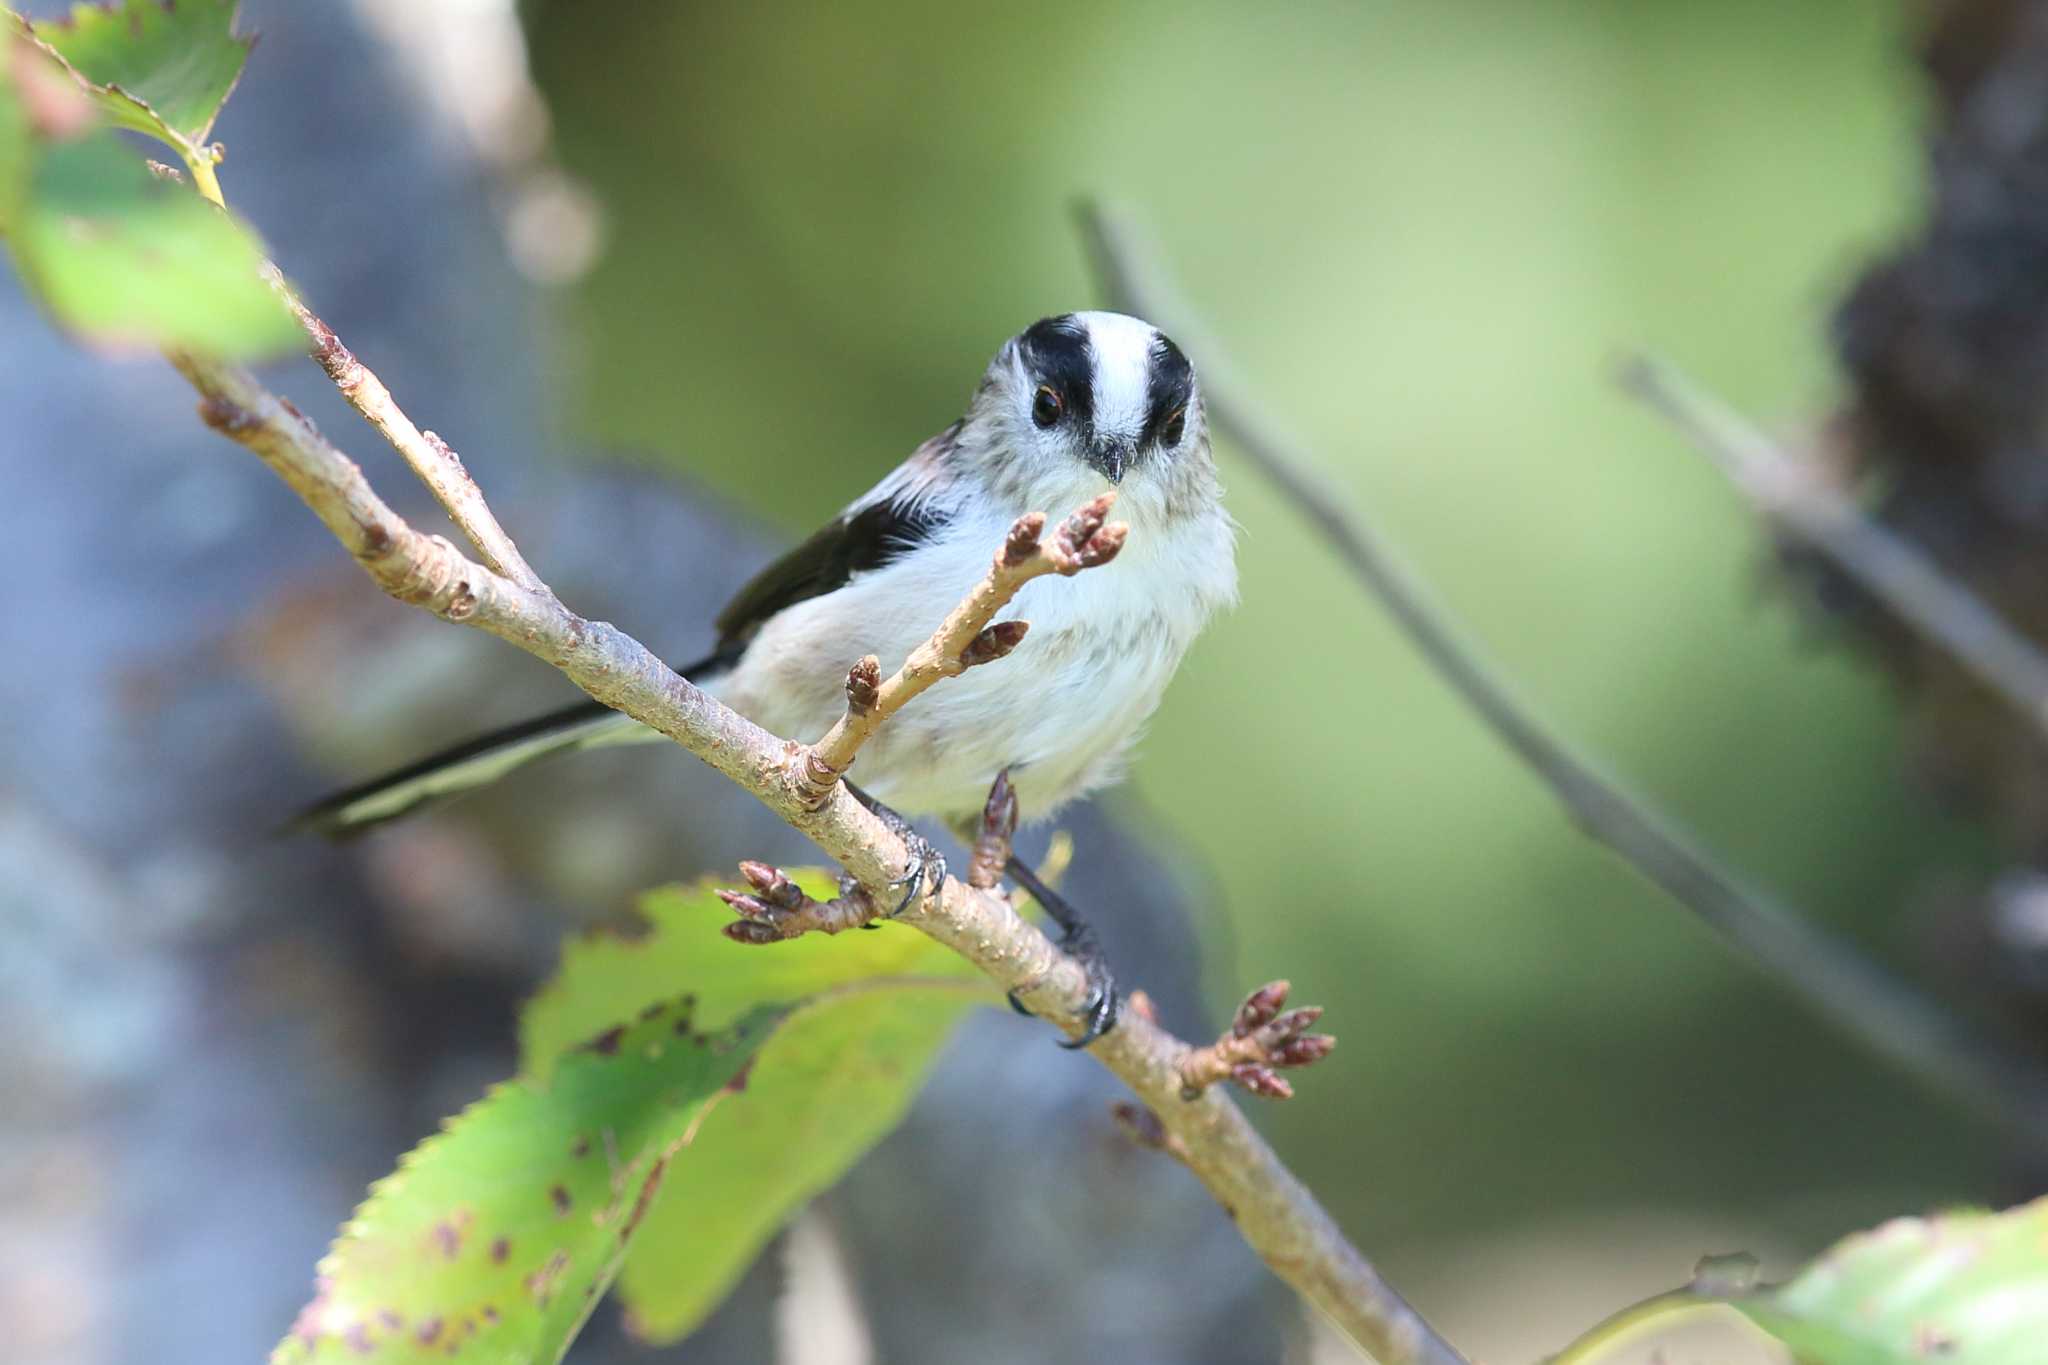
{"left": 7, "top": 0, "right": 2040, "bottom": 1361}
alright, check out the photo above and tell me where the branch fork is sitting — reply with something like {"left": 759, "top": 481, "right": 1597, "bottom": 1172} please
{"left": 793, "top": 493, "right": 1128, "bottom": 806}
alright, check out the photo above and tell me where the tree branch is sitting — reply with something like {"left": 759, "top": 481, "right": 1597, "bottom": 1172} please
{"left": 1075, "top": 199, "right": 2048, "bottom": 1152}
{"left": 167, "top": 345, "right": 1463, "bottom": 1363}
{"left": 269, "top": 271, "right": 548, "bottom": 595}
{"left": 1621, "top": 354, "right": 2048, "bottom": 742}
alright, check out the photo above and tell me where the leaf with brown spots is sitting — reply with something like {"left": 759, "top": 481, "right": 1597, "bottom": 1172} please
{"left": 521, "top": 873, "right": 988, "bottom": 1343}
{"left": 269, "top": 1000, "right": 782, "bottom": 1365}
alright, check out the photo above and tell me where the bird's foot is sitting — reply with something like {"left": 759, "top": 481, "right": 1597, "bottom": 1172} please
{"left": 843, "top": 780, "right": 946, "bottom": 917}
{"left": 1004, "top": 855, "right": 1120, "bottom": 1049}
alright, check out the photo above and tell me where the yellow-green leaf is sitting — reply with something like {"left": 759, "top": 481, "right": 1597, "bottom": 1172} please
{"left": 522, "top": 875, "right": 989, "bottom": 1342}
{"left": 7, "top": 129, "right": 298, "bottom": 356}
{"left": 1735, "top": 1198, "right": 2048, "bottom": 1364}
{"left": 1552, "top": 1198, "right": 2048, "bottom": 1365}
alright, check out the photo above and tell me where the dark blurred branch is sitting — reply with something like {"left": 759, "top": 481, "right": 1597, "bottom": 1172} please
{"left": 1622, "top": 355, "right": 2048, "bottom": 741}
{"left": 166, "top": 344, "right": 1462, "bottom": 1362}
{"left": 1077, "top": 199, "right": 2048, "bottom": 1150}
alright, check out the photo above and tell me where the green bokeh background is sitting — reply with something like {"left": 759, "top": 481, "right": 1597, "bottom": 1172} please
{"left": 522, "top": 0, "right": 1996, "bottom": 1327}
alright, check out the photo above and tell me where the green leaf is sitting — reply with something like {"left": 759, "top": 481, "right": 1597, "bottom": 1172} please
{"left": 272, "top": 1000, "right": 786, "bottom": 1365}
{"left": 6, "top": 129, "right": 299, "bottom": 356}
{"left": 1731, "top": 1198, "right": 2048, "bottom": 1364}
{"left": 522, "top": 875, "right": 989, "bottom": 1341}
{"left": 1552, "top": 1199, "right": 2048, "bottom": 1365}
{"left": 13, "top": 0, "right": 251, "bottom": 160}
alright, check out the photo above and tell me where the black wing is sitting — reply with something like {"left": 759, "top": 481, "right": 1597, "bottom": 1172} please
{"left": 710, "top": 422, "right": 960, "bottom": 652}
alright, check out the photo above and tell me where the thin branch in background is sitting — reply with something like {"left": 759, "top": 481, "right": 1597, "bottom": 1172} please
{"left": 1075, "top": 199, "right": 2048, "bottom": 1151}
{"left": 1620, "top": 355, "right": 2048, "bottom": 740}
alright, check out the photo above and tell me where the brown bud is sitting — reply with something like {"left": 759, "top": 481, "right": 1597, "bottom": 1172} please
{"left": 1054, "top": 493, "right": 1116, "bottom": 560}
{"left": 738, "top": 861, "right": 807, "bottom": 910}
{"left": 961, "top": 619, "right": 1030, "bottom": 668}
{"left": 1002, "top": 512, "right": 1047, "bottom": 568}
{"left": 1111, "top": 1101, "right": 1170, "bottom": 1150}
{"left": 1233, "top": 981, "right": 1291, "bottom": 1037}
{"left": 1262, "top": 1005, "right": 1324, "bottom": 1041}
{"left": 1068, "top": 522, "right": 1128, "bottom": 571}
{"left": 1272, "top": 1034, "right": 1337, "bottom": 1067}
{"left": 1231, "top": 1064, "right": 1294, "bottom": 1100}
{"left": 722, "top": 920, "right": 784, "bottom": 946}
{"left": 715, "top": 889, "right": 766, "bottom": 918}
{"left": 198, "top": 395, "right": 258, "bottom": 437}
{"left": 845, "top": 656, "right": 882, "bottom": 714}
{"left": 980, "top": 771, "right": 1018, "bottom": 841}
{"left": 1125, "top": 989, "right": 1160, "bottom": 1025}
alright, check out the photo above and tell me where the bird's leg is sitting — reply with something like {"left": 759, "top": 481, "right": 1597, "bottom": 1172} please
{"left": 842, "top": 779, "right": 946, "bottom": 918}
{"left": 1005, "top": 852, "right": 1120, "bottom": 1050}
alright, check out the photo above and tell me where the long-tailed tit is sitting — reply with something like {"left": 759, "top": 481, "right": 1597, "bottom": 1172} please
{"left": 301, "top": 311, "right": 1237, "bottom": 1038}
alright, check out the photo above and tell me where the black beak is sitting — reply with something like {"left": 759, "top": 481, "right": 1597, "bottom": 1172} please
{"left": 1089, "top": 438, "right": 1133, "bottom": 485}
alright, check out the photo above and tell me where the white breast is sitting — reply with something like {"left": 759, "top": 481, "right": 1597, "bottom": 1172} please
{"left": 711, "top": 500, "right": 1236, "bottom": 827}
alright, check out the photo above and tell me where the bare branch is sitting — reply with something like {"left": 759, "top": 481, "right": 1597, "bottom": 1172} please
{"left": 1621, "top": 354, "right": 2048, "bottom": 742}
{"left": 796, "top": 492, "right": 1127, "bottom": 804}
{"left": 261, "top": 265, "right": 547, "bottom": 595}
{"left": 168, "top": 343, "right": 1461, "bottom": 1364}
{"left": 1076, "top": 198, "right": 2048, "bottom": 1152}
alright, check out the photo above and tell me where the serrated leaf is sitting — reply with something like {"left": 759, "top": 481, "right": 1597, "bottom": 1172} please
{"left": 6, "top": 128, "right": 299, "bottom": 355}
{"left": 272, "top": 1000, "right": 785, "bottom": 1365}
{"left": 1731, "top": 1198, "right": 2048, "bottom": 1364}
{"left": 522, "top": 875, "right": 990, "bottom": 1342}
{"left": 14, "top": 0, "right": 251, "bottom": 158}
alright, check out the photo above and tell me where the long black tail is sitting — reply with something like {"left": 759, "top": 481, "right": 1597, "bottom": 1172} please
{"left": 293, "top": 651, "right": 730, "bottom": 836}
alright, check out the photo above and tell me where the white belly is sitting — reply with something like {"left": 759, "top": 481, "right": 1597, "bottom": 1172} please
{"left": 709, "top": 505, "right": 1235, "bottom": 825}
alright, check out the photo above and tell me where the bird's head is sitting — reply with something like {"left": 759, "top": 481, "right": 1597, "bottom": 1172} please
{"left": 975, "top": 311, "right": 1204, "bottom": 509}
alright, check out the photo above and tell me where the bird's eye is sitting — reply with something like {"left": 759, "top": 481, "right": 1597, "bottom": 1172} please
{"left": 1032, "top": 386, "right": 1063, "bottom": 428}
{"left": 1161, "top": 407, "right": 1186, "bottom": 447}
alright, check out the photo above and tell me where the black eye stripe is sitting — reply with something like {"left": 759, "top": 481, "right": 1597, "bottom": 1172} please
{"left": 1141, "top": 332, "right": 1194, "bottom": 448}
{"left": 1019, "top": 314, "right": 1095, "bottom": 430}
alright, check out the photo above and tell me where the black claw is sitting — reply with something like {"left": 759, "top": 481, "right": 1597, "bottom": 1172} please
{"left": 1058, "top": 985, "right": 1119, "bottom": 1049}
{"left": 1007, "top": 918, "right": 1121, "bottom": 1046}
{"left": 843, "top": 781, "right": 945, "bottom": 919}
{"left": 886, "top": 837, "right": 944, "bottom": 917}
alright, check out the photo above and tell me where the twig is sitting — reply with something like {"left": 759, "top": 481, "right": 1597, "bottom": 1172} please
{"left": 1621, "top": 355, "right": 2048, "bottom": 741}
{"left": 1178, "top": 981, "right": 1337, "bottom": 1102}
{"left": 1076, "top": 199, "right": 2048, "bottom": 1150}
{"left": 187, "top": 166, "right": 545, "bottom": 595}
{"left": 170, "top": 347, "right": 1462, "bottom": 1364}
{"left": 795, "top": 493, "right": 1127, "bottom": 803}
{"left": 272, "top": 271, "right": 548, "bottom": 595}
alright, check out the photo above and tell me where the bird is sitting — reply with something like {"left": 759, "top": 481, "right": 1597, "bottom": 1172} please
{"left": 299, "top": 310, "right": 1238, "bottom": 1042}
